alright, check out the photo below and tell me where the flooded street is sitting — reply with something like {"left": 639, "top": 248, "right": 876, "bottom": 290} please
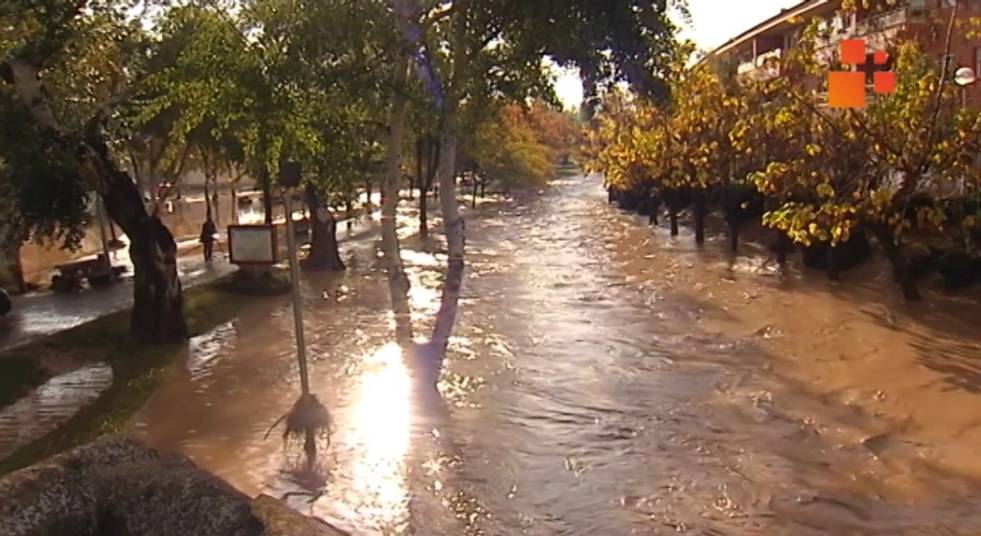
{"left": 130, "top": 175, "right": 981, "bottom": 535}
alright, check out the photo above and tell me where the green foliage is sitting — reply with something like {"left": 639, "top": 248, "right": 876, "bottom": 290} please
{"left": 0, "top": 0, "right": 143, "bottom": 249}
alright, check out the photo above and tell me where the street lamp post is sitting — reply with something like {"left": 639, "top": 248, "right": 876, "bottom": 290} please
{"left": 278, "top": 160, "right": 310, "bottom": 397}
{"left": 954, "top": 66, "right": 976, "bottom": 106}
{"left": 953, "top": 67, "right": 978, "bottom": 175}
{"left": 273, "top": 159, "right": 330, "bottom": 466}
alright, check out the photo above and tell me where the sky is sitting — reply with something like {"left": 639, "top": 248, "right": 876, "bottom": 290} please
{"left": 554, "top": 0, "right": 801, "bottom": 109}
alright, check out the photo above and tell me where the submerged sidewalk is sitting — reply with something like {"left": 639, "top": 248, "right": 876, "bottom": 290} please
{"left": 0, "top": 238, "right": 232, "bottom": 353}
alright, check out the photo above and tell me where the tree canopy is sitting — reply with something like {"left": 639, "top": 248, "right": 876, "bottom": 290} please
{"left": 585, "top": 14, "right": 981, "bottom": 300}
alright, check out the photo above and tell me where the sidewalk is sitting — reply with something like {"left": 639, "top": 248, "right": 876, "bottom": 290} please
{"left": 0, "top": 216, "right": 380, "bottom": 354}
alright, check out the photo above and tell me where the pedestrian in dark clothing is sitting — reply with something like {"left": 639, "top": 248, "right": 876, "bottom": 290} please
{"left": 200, "top": 218, "right": 218, "bottom": 262}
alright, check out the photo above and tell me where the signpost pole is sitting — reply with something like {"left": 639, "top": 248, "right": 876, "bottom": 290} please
{"left": 280, "top": 162, "right": 311, "bottom": 396}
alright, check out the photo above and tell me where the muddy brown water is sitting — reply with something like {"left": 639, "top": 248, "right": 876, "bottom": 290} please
{"left": 129, "top": 175, "right": 981, "bottom": 535}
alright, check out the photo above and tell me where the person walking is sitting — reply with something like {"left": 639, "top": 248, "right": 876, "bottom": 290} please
{"left": 200, "top": 217, "right": 218, "bottom": 262}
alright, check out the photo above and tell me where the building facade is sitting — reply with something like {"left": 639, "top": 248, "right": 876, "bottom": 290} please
{"left": 707, "top": 0, "right": 981, "bottom": 104}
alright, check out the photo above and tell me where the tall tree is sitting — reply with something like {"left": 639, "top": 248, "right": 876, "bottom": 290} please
{"left": 0, "top": 0, "right": 190, "bottom": 343}
{"left": 380, "top": 0, "right": 685, "bottom": 367}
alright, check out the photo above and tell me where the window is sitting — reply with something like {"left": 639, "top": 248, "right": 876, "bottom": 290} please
{"left": 909, "top": 0, "right": 928, "bottom": 20}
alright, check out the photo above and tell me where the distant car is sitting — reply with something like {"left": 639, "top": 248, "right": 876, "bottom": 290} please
{"left": 0, "top": 288, "right": 11, "bottom": 316}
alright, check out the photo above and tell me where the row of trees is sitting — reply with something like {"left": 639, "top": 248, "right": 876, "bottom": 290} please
{"left": 585, "top": 9, "right": 981, "bottom": 301}
{"left": 0, "top": 0, "right": 685, "bottom": 355}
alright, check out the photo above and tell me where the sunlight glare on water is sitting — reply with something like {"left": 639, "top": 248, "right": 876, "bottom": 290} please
{"left": 335, "top": 342, "right": 412, "bottom": 529}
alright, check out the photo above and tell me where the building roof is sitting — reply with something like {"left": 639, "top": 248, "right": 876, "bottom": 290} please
{"left": 708, "top": 0, "right": 837, "bottom": 57}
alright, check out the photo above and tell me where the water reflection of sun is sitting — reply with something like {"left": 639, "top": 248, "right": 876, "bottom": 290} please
{"left": 346, "top": 342, "right": 411, "bottom": 527}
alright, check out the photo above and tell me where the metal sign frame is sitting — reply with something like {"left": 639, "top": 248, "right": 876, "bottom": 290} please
{"left": 227, "top": 224, "right": 279, "bottom": 265}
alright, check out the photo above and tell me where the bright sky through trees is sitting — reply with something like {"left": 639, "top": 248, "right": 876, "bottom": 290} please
{"left": 553, "top": 0, "right": 801, "bottom": 109}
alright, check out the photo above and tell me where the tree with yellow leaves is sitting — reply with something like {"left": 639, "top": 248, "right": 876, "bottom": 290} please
{"left": 749, "top": 23, "right": 980, "bottom": 299}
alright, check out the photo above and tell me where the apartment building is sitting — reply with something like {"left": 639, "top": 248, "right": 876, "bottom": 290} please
{"left": 707, "top": 0, "right": 981, "bottom": 104}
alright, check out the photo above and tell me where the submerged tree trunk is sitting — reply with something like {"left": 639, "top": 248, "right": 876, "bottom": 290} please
{"left": 4, "top": 58, "right": 187, "bottom": 343}
{"left": 693, "top": 192, "right": 707, "bottom": 245}
{"left": 872, "top": 224, "right": 921, "bottom": 300}
{"left": 382, "top": 52, "right": 414, "bottom": 345}
{"left": 727, "top": 222, "right": 739, "bottom": 252}
{"left": 301, "top": 184, "right": 345, "bottom": 272}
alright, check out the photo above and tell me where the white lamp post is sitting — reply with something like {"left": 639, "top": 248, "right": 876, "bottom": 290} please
{"left": 954, "top": 66, "right": 976, "bottom": 106}
{"left": 953, "top": 67, "right": 977, "bottom": 174}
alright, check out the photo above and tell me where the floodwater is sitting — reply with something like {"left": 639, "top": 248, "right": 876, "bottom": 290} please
{"left": 130, "top": 174, "right": 981, "bottom": 535}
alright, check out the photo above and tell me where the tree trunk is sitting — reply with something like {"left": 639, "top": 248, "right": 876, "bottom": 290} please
{"left": 669, "top": 210, "right": 679, "bottom": 236}
{"left": 382, "top": 51, "right": 414, "bottom": 345}
{"left": 260, "top": 166, "right": 274, "bottom": 225}
{"left": 201, "top": 150, "right": 214, "bottom": 221}
{"left": 364, "top": 178, "right": 373, "bottom": 213}
{"left": 429, "top": 16, "right": 469, "bottom": 358}
{"left": 0, "top": 224, "right": 25, "bottom": 293}
{"left": 211, "top": 176, "right": 220, "bottom": 227}
{"left": 419, "top": 133, "right": 440, "bottom": 239}
{"left": 204, "top": 180, "right": 212, "bottom": 220}
{"left": 4, "top": 58, "right": 187, "bottom": 343}
{"left": 230, "top": 186, "right": 238, "bottom": 224}
{"left": 826, "top": 246, "right": 840, "bottom": 279}
{"left": 301, "top": 184, "right": 345, "bottom": 272}
{"left": 470, "top": 176, "right": 478, "bottom": 209}
{"left": 872, "top": 224, "right": 921, "bottom": 300}
{"left": 416, "top": 135, "right": 427, "bottom": 238}
{"left": 345, "top": 196, "right": 354, "bottom": 230}
{"left": 693, "top": 193, "right": 707, "bottom": 245}
{"left": 127, "top": 216, "right": 187, "bottom": 343}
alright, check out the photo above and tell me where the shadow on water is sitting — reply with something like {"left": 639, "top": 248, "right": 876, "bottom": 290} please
{"left": 129, "top": 176, "right": 981, "bottom": 535}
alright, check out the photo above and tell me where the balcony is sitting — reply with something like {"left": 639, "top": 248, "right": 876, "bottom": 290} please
{"left": 817, "top": 8, "right": 907, "bottom": 49}
{"left": 736, "top": 48, "right": 782, "bottom": 80}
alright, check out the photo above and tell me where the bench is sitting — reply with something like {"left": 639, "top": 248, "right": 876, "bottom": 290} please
{"left": 52, "top": 257, "right": 127, "bottom": 293}
{"left": 292, "top": 217, "right": 311, "bottom": 236}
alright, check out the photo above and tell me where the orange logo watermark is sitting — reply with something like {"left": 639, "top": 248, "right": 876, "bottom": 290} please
{"left": 827, "top": 38, "right": 894, "bottom": 108}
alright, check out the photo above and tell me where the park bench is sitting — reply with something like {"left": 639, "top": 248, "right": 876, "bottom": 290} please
{"left": 292, "top": 217, "right": 311, "bottom": 237}
{"left": 51, "top": 256, "right": 127, "bottom": 293}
